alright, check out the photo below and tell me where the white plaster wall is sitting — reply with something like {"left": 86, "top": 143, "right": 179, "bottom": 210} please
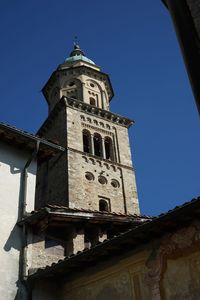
{"left": 0, "top": 141, "right": 36, "bottom": 300}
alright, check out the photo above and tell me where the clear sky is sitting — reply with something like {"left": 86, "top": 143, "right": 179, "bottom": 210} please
{"left": 0, "top": 0, "right": 199, "bottom": 216}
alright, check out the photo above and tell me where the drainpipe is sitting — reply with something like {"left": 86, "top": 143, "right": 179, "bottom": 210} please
{"left": 20, "top": 140, "right": 40, "bottom": 220}
{"left": 18, "top": 140, "right": 40, "bottom": 299}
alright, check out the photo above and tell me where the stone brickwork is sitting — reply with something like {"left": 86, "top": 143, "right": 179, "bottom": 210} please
{"left": 66, "top": 106, "right": 139, "bottom": 214}
{"left": 44, "top": 61, "right": 112, "bottom": 113}
{"left": 35, "top": 107, "right": 68, "bottom": 209}
{"left": 30, "top": 233, "right": 65, "bottom": 270}
{"left": 32, "top": 47, "right": 140, "bottom": 265}
{"left": 35, "top": 100, "right": 139, "bottom": 214}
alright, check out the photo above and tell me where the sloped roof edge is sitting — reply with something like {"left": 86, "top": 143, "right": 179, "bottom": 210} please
{"left": 28, "top": 196, "right": 200, "bottom": 281}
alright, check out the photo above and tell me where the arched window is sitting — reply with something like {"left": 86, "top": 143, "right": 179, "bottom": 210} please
{"left": 99, "top": 200, "right": 109, "bottom": 212}
{"left": 82, "top": 130, "right": 91, "bottom": 153}
{"left": 104, "top": 137, "right": 113, "bottom": 160}
{"left": 89, "top": 97, "right": 96, "bottom": 106}
{"left": 93, "top": 133, "right": 102, "bottom": 157}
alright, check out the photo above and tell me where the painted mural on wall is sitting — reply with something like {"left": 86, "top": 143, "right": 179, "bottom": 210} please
{"left": 62, "top": 272, "right": 133, "bottom": 300}
{"left": 146, "top": 221, "right": 200, "bottom": 300}
{"left": 60, "top": 221, "right": 200, "bottom": 300}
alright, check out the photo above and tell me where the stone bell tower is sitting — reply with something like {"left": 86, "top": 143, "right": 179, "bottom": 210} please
{"left": 25, "top": 44, "right": 144, "bottom": 270}
{"left": 35, "top": 43, "right": 139, "bottom": 215}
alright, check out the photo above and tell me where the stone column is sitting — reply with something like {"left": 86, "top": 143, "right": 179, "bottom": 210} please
{"left": 90, "top": 134, "right": 94, "bottom": 155}
{"left": 101, "top": 137, "right": 106, "bottom": 159}
{"left": 73, "top": 229, "right": 85, "bottom": 253}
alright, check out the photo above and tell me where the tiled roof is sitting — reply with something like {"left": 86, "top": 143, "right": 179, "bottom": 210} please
{"left": 0, "top": 121, "right": 65, "bottom": 153}
{"left": 28, "top": 196, "right": 200, "bottom": 281}
{"left": 19, "top": 205, "right": 153, "bottom": 228}
{"left": 45, "top": 204, "right": 153, "bottom": 219}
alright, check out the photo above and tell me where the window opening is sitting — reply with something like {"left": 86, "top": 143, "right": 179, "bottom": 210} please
{"left": 105, "top": 137, "right": 113, "bottom": 160}
{"left": 111, "top": 179, "right": 120, "bottom": 188}
{"left": 83, "top": 130, "right": 91, "bottom": 153}
{"left": 94, "top": 133, "right": 102, "bottom": 157}
{"left": 85, "top": 172, "right": 94, "bottom": 181}
{"left": 98, "top": 176, "right": 107, "bottom": 185}
{"left": 89, "top": 97, "right": 96, "bottom": 106}
{"left": 99, "top": 199, "right": 109, "bottom": 212}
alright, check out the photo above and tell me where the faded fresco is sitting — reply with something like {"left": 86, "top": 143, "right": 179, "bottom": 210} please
{"left": 61, "top": 272, "right": 133, "bottom": 300}
{"left": 58, "top": 221, "right": 200, "bottom": 300}
{"left": 163, "top": 252, "right": 200, "bottom": 299}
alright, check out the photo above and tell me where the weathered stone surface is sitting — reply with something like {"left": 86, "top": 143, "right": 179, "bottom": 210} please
{"left": 33, "top": 53, "right": 139, "bottom": 268}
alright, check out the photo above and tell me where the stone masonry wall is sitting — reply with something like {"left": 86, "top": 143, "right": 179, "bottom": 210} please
{"left": 29, "top": 233, "right": 65, "bottom": 271}
{"left": 67, "top": 106, "right": 139, "bottom": 214}
{"left": 35, "top": 107, "right": 68, "bottom": 209}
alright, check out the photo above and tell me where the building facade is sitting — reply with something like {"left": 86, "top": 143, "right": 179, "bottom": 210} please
{"left": 0, "top": 122, "right": 64, "bottom": 300}
{"left": 23, "top": 44, "right": 142, "bottom": 274}
{"left": 1, "top": 41, "right": 199, "bottom": 299}
{"left": 36, "top": 43, "right": 139, "bottom": 215}
{"left": 29, "top": 197, "right": 200, "bottom": 300}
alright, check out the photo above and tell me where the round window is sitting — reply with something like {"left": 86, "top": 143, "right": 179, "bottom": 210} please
{"left": 111, "top": 179, "right": 120, "bottom": 188}
{"left": 98, "top": 176, "right": 107, "bottom": 185}
{"left": 90, "top": 83, "right": 95, "bottom": 88}
{"left": 85, "top": 172, "right": 94, "bottom": 181}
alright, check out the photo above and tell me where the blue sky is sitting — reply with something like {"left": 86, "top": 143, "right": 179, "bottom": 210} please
{"left": 0, "top": 0, "right": 199, "bottom": 215}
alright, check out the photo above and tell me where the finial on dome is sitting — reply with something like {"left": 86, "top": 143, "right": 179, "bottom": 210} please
{"left": 70, "top": 37, "right": 85, "bottom": 57}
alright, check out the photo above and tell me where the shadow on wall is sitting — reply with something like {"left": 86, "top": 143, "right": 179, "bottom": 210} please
{"left": 3, "top": 167, "right": 26, "bottom": 252}
{"left": 0, "top": 143, "right": 37, "bottom": 299}
{"left": 4, "top": 224, "right": 22, "bottom": 252}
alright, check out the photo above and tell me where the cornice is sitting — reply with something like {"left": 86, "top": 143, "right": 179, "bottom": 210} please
{"left": 65, "top": 97, "right": 134, "bottom": 128}
{"left": 37, "top": 96, "right": 134, "bottom": 136}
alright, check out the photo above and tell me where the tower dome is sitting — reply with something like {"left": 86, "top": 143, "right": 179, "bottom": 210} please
{"left": 65, "top": 43, "right": 95, "bottom": 65}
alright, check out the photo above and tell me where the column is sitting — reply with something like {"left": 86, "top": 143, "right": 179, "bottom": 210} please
{"left": 101, "top": 137, "right": 106, "bottom": 159}
{"left": 73, "top": 229, "right": 85, "bottom": 253}
{"left": 90, "top": 134, "right": 94, "bottom": 155}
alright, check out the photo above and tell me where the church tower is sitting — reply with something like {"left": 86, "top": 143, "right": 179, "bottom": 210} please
{"left": 28, "top": 44, "right": 143, "bottom": 269}
{"left": 36, "top": 43, "right": 139, "bottom": 215}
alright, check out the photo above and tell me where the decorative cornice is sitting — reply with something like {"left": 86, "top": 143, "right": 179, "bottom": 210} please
{"left": 37, "top": 96, "right": 134, "bottom": 136}
{"left": 64, "top": 97, "right": 134, "bottom": 128}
